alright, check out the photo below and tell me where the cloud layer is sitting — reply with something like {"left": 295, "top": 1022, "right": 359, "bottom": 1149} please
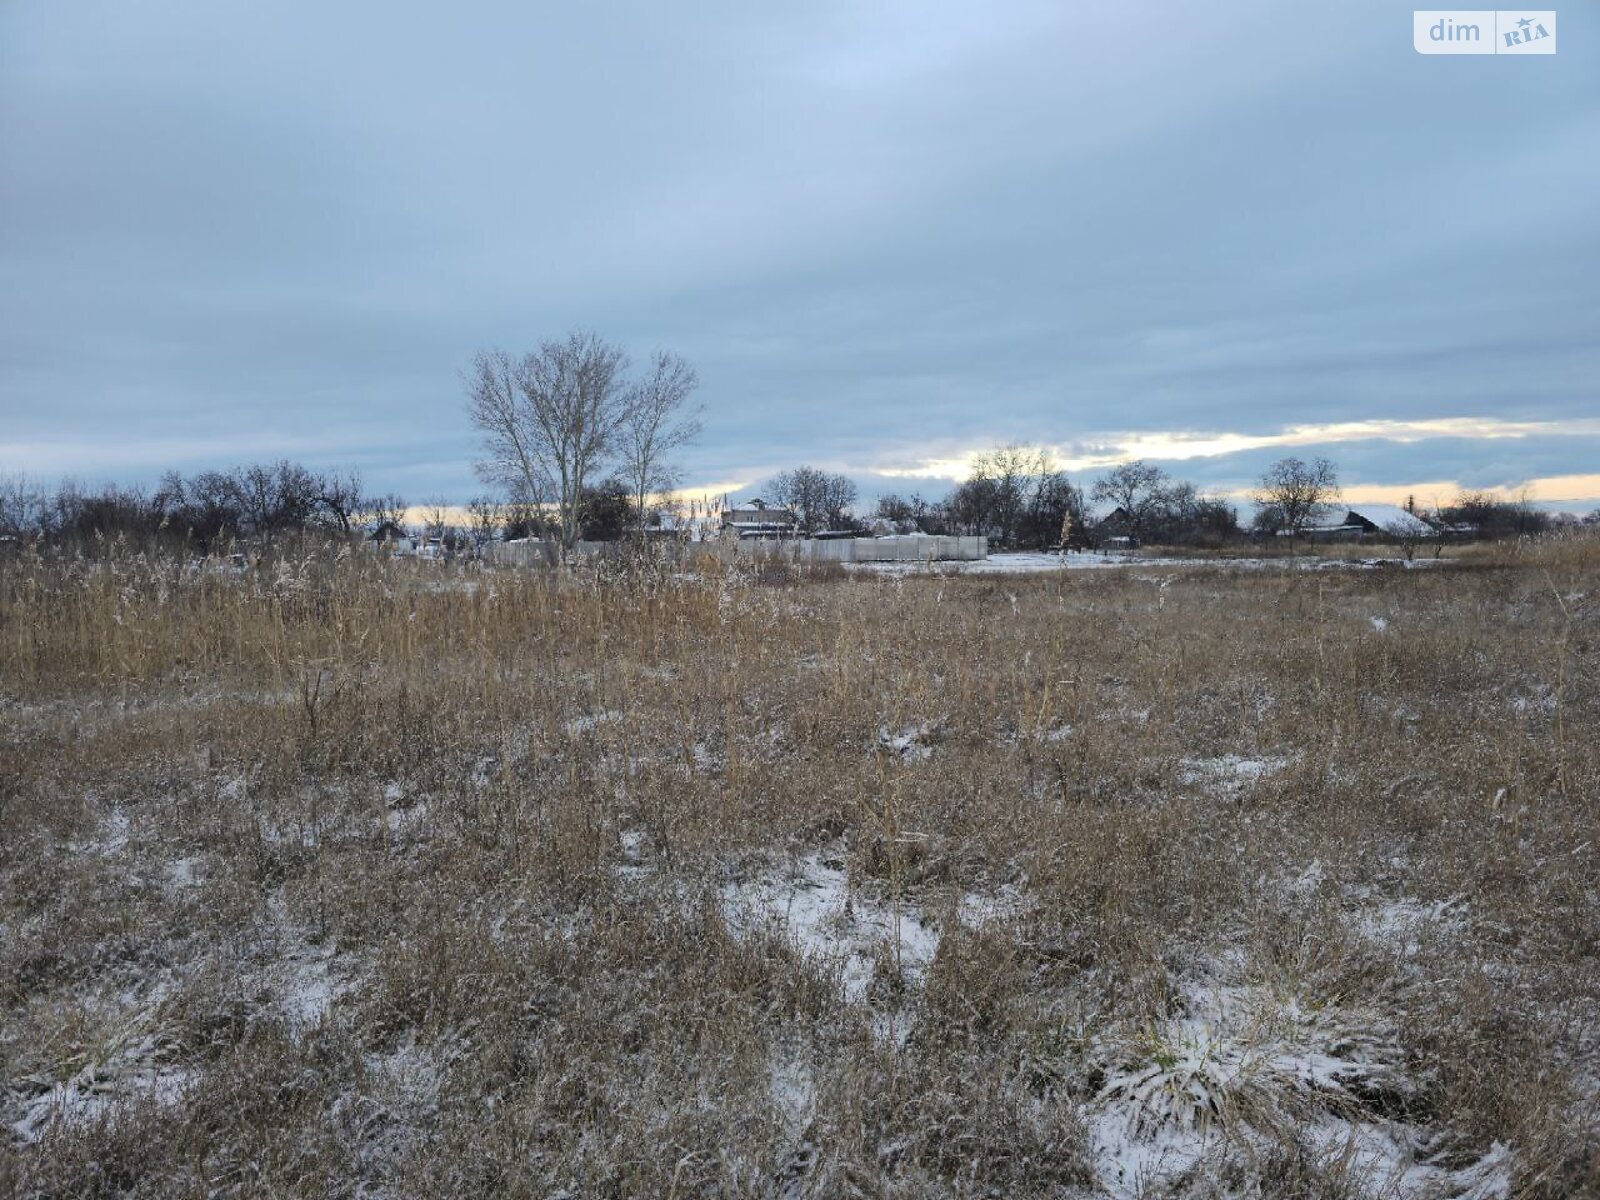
{"left": 2, "top": 2, "right": 1596, "bottom": 506}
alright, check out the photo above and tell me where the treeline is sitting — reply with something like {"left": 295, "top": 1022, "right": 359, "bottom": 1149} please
{"left": 463, "top": 479, "right": 664, "bottom": 546}
{"left": 863, "top": 451, "right": 1586, "bottom": 550}
{"left": 0, "top": 461, "right": 686, "bottom": 557}
{"left": 0, "top": 462, "right": 401, "bottom": 551}
{"left": 5, "top": 449, "right": 1589, "bottom": 559}
{"left": 1431, "top": 490, "right": 1561, "bottom": 538}
{"left": 872, "top": 449, "right": 1240, "bottom": 550}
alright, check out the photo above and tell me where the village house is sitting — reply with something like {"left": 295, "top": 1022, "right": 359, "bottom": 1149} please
{"left": 720, "top": 498, "right": 798, "bottom": 540}
{"left": 1299, "top": 503, "right": 1435, "bottom": 540}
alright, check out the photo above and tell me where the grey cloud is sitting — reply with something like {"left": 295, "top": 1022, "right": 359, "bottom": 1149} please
{"left": 1, "top": 1, "right": 1595, "bottom": 502}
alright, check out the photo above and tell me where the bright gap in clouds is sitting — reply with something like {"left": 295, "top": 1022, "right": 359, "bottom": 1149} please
{"left": 868, "top": 417, "right": 1600, "bottom": 483}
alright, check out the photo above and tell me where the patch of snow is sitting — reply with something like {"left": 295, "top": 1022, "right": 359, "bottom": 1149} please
{"left": 691, "top": 739, "right": 722, "bottom": 773}
{"left": 768, "top": 1051, "right": 815, "bottom": 1137}
{"left": 1287, "top": 859, "right": 1325, "bottom": 897}
{"left": 1180, "top": 753, "right": 1294, "bottom": 793}
{"left": 9, "top": 1033, "right": 192, "bottom": 1144}
{"left": 166, "top": 856, "right": 201, "bottom": 888}
{"left": 564, "top": 710, "right": 622, "bottom": 737}
{"left": 1509, "top": 688, "right": 1556, "bottom": 715}
{"left": 1086, "top": 979, "right": 1506, "bottom": 1199}
{"left": 615, "top": 827, "right": 653, "bottom": 882}
{"left": 849, "top": 552, "right": 1445, "bottom": 577}
{"left": 363, "top": 1037, "right": 443, "bottom": 1120}
{"left": 1370, "top": 615, "right": 1390, "bottom": 632}
{"left": 277, "top": 949, "right": 337, "bottom": 1031}
{"left": 72, "top": 807, "right": 131, "bottom": 857}
{"left": 1351, "top": 893, "right": 1466, "bottom": 958}
{"left": 876, "top": 723, "right": 937, "bottom": 762}
{"left": 385, "top": 799, "right": 429, "bottom": 837}
{"left": 721, "top": 853, "right": 939, "bottom": 1004}
{"left": 957, "top": 882, "right": 1033, "bottom": 928}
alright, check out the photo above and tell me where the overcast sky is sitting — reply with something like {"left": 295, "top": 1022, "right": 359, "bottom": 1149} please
{"left": 2, "top": 1, "right": 1596, "bottom": 509}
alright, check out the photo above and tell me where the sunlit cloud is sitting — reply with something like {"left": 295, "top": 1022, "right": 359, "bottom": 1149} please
{"left": 870, "top": 417, "right": 1600, "bottom": 482}
{"left": 1337, "top": 474, "right": 1600, "bottom": 509}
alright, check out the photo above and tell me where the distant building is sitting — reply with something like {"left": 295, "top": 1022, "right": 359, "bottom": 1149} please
{"left": 720, "top": 498, "right": 798, "bottom": 539}
{"left": 369, "top": 520, "right": 413, "bottom": 554}
{"left": 1087, "top": 504, "right": 1138, "bottom": 548}
{"left": 1298, "top": 504, "right": 1435, "bottom": 539}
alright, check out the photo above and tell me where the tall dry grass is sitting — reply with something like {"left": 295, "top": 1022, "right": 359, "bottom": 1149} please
{"left": 0, "top": 535, "right": 1596, "bottom": 1197}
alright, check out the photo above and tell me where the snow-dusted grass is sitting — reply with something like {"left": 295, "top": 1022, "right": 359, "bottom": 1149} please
{"left": 1086, "top": 978, "right": 1512, "bottom": 1198}
{"left": 2, "top": 535, "right": 1596, "bottom": 1195}
{"left": 720, "top": 851, "right": 941, "bottom": 1005}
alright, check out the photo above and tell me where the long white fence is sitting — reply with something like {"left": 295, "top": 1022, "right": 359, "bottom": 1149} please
{"left": 794, "top": 535, "right": 986, "bottom": 563}
{"left": 480, "top": 534, "right": 987, "bottom": 567}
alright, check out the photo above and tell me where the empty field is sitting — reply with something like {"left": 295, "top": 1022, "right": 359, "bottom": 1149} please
{"left": 2, "top": 541, "right": 1597, "bottom": 1198}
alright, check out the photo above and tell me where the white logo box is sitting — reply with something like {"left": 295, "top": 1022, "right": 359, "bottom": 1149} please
{"left": 1414, "top": 10, "right": 1556, "bottom": 54}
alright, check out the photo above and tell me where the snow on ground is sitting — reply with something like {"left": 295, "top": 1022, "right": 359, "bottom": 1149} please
{"left": 956, "top": 881, "right": 1033, "bottom": 927}
{"left": 9, "top": 1037, "right": 193, "bottom": 1144}
{"left": 848, "top": 552, "right": 1442, "bottom": 576}
{"left": 69, "top": 806, "right": 131, "bottom": 857}
{"left": 1351, "top": 894, "right": 1468, "bottom": 959}
{"left": 6, "top": 977, "right": 189, "bottom": 1145}
{"left": 564, "top": 710, "right": 622, "bottom": 737}
{"left": 876, "top": 722, "right": 939, "bottom": 762}
{"left": 721, "top": 853, "right": 940, "bottom": 1005}
{"left": 166, "top": 855, "right": 202, "bottom": 888}
{"left": 850, "top": 551, "right": 1133, "bottom": 575}
{"left": 262, "top": 890, "right": 351, "bottom": 1035}
{"left": 1086, "top": 979, "right": 1513, "bottom": 1199}
{"left": 767, "top": 1048, "right": 817, "bottom": 1137}
{"left": 616, "top": 828, "right": 652, "bottom": 882}
{"left": 720, "top": 851, "right": 1036, "bottom": 1016}
{"left": 276, "top": 949, "right": 338, "bottom": 1032}
{"left": 1178, "top": 752, "right": 1296, "bottom": 795}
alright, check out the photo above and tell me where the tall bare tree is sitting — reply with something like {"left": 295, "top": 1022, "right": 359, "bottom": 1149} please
{"left": 466, "top": 332, "right": 630, "bottom": 557}
{"left": 618, "top": 351, "right": 701, "bottom": 537}
{"left": 1253, "top": 456, "right": 1340, "bottom": 547}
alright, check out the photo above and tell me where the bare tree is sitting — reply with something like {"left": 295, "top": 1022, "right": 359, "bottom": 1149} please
{"left": 1383, "top": 517, "right": 1426, "bottom": 563}
{"left": 466, "top": 332, "right": 630, "bottom": 558}
{"left": 368, "top": 493, "right": 409, "bottom": 531}
{"left": 946, "top": 445, "right": 1078, "bottom": 548}
{"left": 1092, "top": 460, "right": 1171, "bottom": 539}
{"left": 769, "top": 466, "right": 858, "bottom": 535}
{"left": 422, "top": 498, "right": 452, "bottom": 544}
{"left": 618, "top": 351, "right": 701, "bottom": 538}
{"left": 0, "top": 473, "right": 48, "bottom": 540}
{"left": 465, "top": 496, "right": 503, "bottom": 546}
{"left": 315, "top": 468, "right": 365, "bottom": 534}
{"left": 1253, "top": 456, "right": 1340, "bottom": 548}
{"left": 876, "top": 492, "right": 940, "bottom": 534}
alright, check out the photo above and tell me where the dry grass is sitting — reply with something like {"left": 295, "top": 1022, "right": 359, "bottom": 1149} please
{"left": 1, "top": 536, "right": 1597, "bottom": 1197}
